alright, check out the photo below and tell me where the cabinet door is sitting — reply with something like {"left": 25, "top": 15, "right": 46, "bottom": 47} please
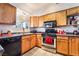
{"left": 56, "top": 11, "right": 67, "bottom": 26}
{"left": 69, "top": 37, "right": 79, "bottom": 56}
{"left": 3, "top": 4, "right": 16, "bottom": 24}
{"left": 0, "top": 4, "right": 4, "bottom": 23}
{"left": 57, "top": 36, "right": 68, "bottom": 55}
{"left": 30, "top": 34, "right": 36, "bottom": 48}
{"left": 61, "top": 39, "right": 68, "bottom": 55}
{"left": 57, "top": 39, "right": 62, "bottom": 53}
{"left": 26, "top": 36, "right": 31, "bottom": 51}
{"left": 3, "top": 4, "right": 10, "bottom": 24}
{"left": 36, "top": 34, "right": 42, "bottom": 47}
{"left": 21, "top": 39, "right": 27, "bottom": 54}
{"left": 30, "top": 16, "right": 39, "bottom": 27}
{"left": 67, "top": 7, "right": 78, "bottom": 16}
{"left": 30, "top": 16, "right": 33, "bottom": 27}
{"left": 77, "top": 7, "right": 79, "bottom": 13}
{"left": 48, "top": 13, "right": 56, "bottom": 20}
{"left": 38, "top": 16, "right": 44, "bottom": 27}
{"left": 43, "top": 15, "right": 47, "bottom": 21}
{"left": 43, "top": 13, "right": 55, "bottom": 22}
{"left": 21, "top": 36, "right": 31, "bottom": 54}
{"left": 10, "top": 5, "right": 16, "bottom": 24}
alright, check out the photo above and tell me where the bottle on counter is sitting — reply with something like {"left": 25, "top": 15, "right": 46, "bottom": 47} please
{"left": 57, "top": 29, "right": 66, "bottom": 34}
{"left": 7, "top": 31, "right": 13, "bottom": 36}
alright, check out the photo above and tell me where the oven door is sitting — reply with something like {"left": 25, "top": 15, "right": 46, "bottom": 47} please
{"left": 42, "top": 34, "right": 56, "bottom": 48}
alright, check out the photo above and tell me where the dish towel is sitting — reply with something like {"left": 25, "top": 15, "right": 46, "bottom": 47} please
{"left": 45, "top": 36, "right": 54, "bottom": 45}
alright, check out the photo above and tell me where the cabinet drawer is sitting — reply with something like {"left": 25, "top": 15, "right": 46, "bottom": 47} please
{"left": 37, "top": 34, "right": 42, "bottom": 38}
{"left": 31, "top": 34, "right": 36, "bottom": 37}
{"left": 22, "top": 36, "right": 30, "bottom": 39}
{"left": 57, "top": 36, "right": 68, "bottom": 39}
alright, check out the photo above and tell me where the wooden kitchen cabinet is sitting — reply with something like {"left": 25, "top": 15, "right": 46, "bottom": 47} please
{"left": 30, "top": 34, "right": 36, "bottom": 48}
{"left": 0, "top": 3, "right": 16, "bottom": 24}
{"left": 38, "top": 16, "right": 44, "bottom": 27}
{"left": 21, "top": 34, "right": 42, "bottom": 54}
{"left": 43, "top": 13, "right": 56, "bottom": 22}
{"left": 30, "top": 16, "right": 39, "bottom": 27}
{"left": 57, "top": 36, "right": 68, "bottom": 55}
{"left": 0, "top": 4, "right": 4, "bottom": 23}
{"left": 69, "top": 37, "right": 79, "bottom": 56}
{"left": 67, "top": 7, "right": 78, "bottom": 16}
{"left": 36, "top": 34, "right": 42, "bottom": 48}
{"left": 43, "top": 15, "right": 48, "bottom": 21}
{"left": 21, "top": 36, "right": 31, "bottom": 54}
{"left": 77, "top": 7, "right": 79, "bottom": 13}
{"left": 55, "top": 10, "right": 67, "bottom": 26}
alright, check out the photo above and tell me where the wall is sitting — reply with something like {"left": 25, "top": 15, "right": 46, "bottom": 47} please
{"left": 36, "top": 28, "right": 45, "bottom": 32}
{"left": 56, "top": 26, "right": 78, "bottom": 33}
{"left": 0, "top": 8, "right": 30, "bottom": 33}
{"left": 35, "top": 26, "right": 78, "bottom": 33}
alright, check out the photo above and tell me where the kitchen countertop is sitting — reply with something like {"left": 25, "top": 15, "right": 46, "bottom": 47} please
{"left": 42, "top": 33, "right": 79, "bottom": 37}
{"left": 0, "top": 33, "right": 42, "bottom": 39}
{"left": 0, "top": 32, "right": 79, "bottom": 39}
{"left": 56, "top": 34, "right": 79, "bottom": 37}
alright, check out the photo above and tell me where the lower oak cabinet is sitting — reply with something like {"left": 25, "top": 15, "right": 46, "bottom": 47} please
{"left": 69, "top": 37, "right": 79, "bottom": 56}
{"left": 21, "top": 36, "right": 31, "bottom": 54}
{"left": 36, "top": 34, "right": 42, "bottom": 48}
{"left": 57, "top": 36, "right": 79, "bottom": 56}
{"left": 21, "top": 34, "right": 42, "bottom": 54}
{"left": 30, "top": 34, "right": 37, "bottom": 48}
{"left": 57, "top": 36, "right": 69, "bottom": 55}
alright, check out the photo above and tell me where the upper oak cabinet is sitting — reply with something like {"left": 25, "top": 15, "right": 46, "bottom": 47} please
{"left": 0, "top": 3, "right": 16, "bottom": 25}
{"left": 67, "top": 7, "right": 78, "bottom": 16}
{"left": 55, "top": 10, "right": 67, "bottom": 26}
{"left": 43, "top": 13, "right": 56, "bottom": 22}
{"left": 30, "top": 16, "right": 39, "bottom": 27}
{"left": 38, "top": 16, "right": 44, "bottom": 27}
{"left": 0, "top": 4, "right": 3, "bottom": 23}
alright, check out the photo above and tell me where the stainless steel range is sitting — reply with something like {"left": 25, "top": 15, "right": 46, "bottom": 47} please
{"left": 42, "top": 29, "right": 57, "bottom": 48}
{"left": 42, "top": 21, "right": 57, "bottom": 48}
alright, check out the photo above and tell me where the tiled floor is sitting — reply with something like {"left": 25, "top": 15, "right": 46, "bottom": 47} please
{"left": 23, "top": 47, "right": 63, "bottom": 56}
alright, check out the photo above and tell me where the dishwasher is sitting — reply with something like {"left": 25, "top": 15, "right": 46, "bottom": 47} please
{"left": 0, "top": 45, "right": 4, "bottom": 56}
{"left": 0, "top": 36, "right": 21, "bottom": 56}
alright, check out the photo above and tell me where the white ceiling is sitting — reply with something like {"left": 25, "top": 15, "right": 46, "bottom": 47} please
{"left": 10, "top": 3, "right": 79, "bottom": 16}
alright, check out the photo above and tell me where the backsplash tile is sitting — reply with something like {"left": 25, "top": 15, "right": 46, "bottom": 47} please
{"left": 56, "top": 26, "right": 78, "bottom": 33}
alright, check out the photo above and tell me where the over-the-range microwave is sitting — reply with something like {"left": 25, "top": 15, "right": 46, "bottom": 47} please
{"left": 44, "top": 20, "right": 57, "bottom": 28}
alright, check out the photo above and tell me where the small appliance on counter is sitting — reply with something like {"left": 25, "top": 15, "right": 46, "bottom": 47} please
{"left": 57, "top": 29, "right": 66, "bottom": 34}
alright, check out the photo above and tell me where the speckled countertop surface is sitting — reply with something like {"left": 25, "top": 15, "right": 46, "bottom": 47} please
{"left": 56, "top": 34, "right": 79, "bottom": 37}
{"left": 0, "top": 33, "right": 42, "bottom": 39}
{"left": 0, "top": 32, "right": 79, "bottom": 39}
